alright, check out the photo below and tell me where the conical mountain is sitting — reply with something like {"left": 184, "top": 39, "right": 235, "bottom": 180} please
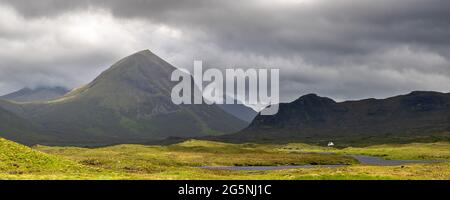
{"left": 0, "top": 50, "right": 247, "bottom": 146}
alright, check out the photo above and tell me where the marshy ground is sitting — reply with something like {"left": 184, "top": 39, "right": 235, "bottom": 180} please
{"left": 1, "top": 138, "right": 449, "bottom": 180}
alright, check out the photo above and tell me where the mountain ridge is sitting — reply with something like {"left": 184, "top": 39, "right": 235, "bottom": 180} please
{"left": 216, "top": 91, "right": 450, "bottom": 145}
{"left": 1, "top": 87, "right": 69, "bottom": 103}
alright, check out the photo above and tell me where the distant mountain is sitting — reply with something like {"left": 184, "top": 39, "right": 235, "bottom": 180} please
{"left": 220, "top": 92, "right": 450, "bottom": 145}
{"left": 1, "top": 87, "right": 69, "bottom": 102}
{"left": 0, "top": 50, "right": 247, "bottom": 146}
{"left": 217, "top": 99, "right": 257, "bottom": 122}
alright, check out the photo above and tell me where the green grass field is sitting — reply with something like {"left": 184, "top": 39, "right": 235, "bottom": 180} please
{"left": 279, "top": 142, "right": 450, "bottom": 160}
{"left": 1, "top": 138, "right": 449, "bottom": 180}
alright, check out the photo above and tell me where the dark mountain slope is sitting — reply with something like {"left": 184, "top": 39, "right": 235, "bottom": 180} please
{"left": 0, "top": 100, "right": 50, "bottom": 145}
{"left": 220, "top": 92, "right": 450, "bottom": 145}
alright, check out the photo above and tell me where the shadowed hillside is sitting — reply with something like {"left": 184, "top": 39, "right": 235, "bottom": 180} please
{"left": 219, "top": 92, "right": 450, "bottom": 145}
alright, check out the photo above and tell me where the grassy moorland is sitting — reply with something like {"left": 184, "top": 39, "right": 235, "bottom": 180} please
{"left": 0, "top": 138, "right": 449, "bottom": 180}
{"left": 279, "top": 142, "right": 450, "bottom": 160}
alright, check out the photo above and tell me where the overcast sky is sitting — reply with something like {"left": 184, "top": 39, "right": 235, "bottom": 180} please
{"left": 0, "top": 0, "right": 449, "bottom": 103}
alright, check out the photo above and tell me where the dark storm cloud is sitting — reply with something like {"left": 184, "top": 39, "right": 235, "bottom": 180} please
{"left": 0, "top": 0, "right": 450, "bottom": 103}
{"left": 6, "top": 0, "right": 450, "bottom": 56}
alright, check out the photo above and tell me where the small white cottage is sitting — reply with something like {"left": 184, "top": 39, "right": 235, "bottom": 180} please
{"left": 327, "top": 142, "right": 335, "bottom": 147}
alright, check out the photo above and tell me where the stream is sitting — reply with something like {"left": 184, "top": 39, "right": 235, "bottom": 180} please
{"left": 199, "top": 154, "right": 443, "bottom": 171}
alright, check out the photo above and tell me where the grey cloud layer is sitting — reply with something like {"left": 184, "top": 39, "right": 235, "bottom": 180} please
{"left": 0, "top": 0, "right": 449, "bottom": 102}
